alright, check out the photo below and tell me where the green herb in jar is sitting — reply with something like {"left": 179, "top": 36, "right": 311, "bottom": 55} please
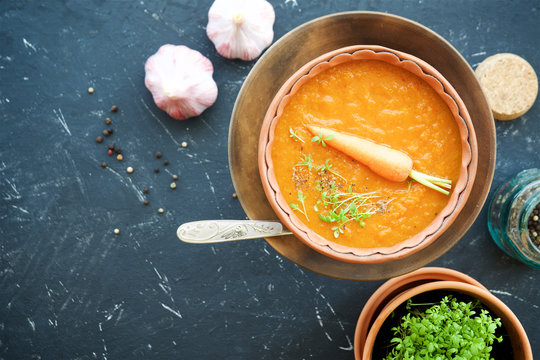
{"left": 385, "top": 295, "right": 503, "bottom": 360}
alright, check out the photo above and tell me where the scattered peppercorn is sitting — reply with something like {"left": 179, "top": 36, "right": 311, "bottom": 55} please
{"left": 88, "top": 87, "right": 94, "bottom": 94}
{"left": 96, "top": 136, "right": 103, "bottom": 143}
{"left": 170, "top": 182, "right": 177, "bottom": 189}
{"left": 528, "top": 203, "right": 540, "bottom": 247}
{"left": 143, "top": 200, "right": 149, "bottom": 206}
{"left": 114, "top": 146, "right": 121, "bottom": 154}
{"left": 232, "top": 193, "right": 237, "bottom": 199}
{"left": 114, "top": 228, "right": 120, "bottom": 235}
{"left": 107, "top": 144, "right": 114, "bottom": 150}
{"left": 154, "top": 168, "right": 160, "bottom": 173}
{"left": 117, "top": 154, "right": 123, "bottom": 161}
{"left": 103, "top": 129, "right": 111, "bottom": 137}
{"left": 181, "top": 141, "right": 188, "bottom": 148}
{"left": 111, "top": 105, "right": 118, "bottom": 112}
{"left": 108, "top": 149, "right": 113, "bottom": 156}
{"left": 101, "top": 162, "right": 107, "bottom": 168}
{"left": 158, "top": 208, "right": 164, "bottom": 214}
{"left": 143, "top": 188, "right": 149, "bottom": 194}
{"left": 155, "top": 152, "right": 162, "bottom": 159}
{"left": 172, "top": 175, "right": 178, "bottom": 181}
{"left": 127, "top": 166, "right": 134, "bottom": 174}
{"left": 105, "top": 117, "right": 112, "bottom": 125}
{"left": 163, "top": 160, "right": 169, "bottom": 166}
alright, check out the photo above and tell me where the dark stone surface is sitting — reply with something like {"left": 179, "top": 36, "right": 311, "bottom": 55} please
{"left": 0, "top": 1, "right": 538, "bottom": 359}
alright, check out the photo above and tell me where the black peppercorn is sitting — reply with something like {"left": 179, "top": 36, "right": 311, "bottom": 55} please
{"left": 528, "top": 203, "right": 540, "bottom": 247}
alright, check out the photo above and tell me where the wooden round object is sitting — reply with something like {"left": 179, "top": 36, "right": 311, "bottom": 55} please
{"left": 259, "top": 45, "right": 477, "bottom": 264}
{"left": 228, "top": 11, "right": 496, "bottom": 281}
{"left": 475, "top": 53, "right": 538, "bottom": 121}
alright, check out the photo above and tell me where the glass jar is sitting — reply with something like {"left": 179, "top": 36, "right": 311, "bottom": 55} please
{"left": 487, "top": 168, "right": 540, "bottom": 268}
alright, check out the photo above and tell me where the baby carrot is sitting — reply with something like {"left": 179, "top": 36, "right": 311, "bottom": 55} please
{"left": 307, "top": 125, "right": 451, "bottom": 195}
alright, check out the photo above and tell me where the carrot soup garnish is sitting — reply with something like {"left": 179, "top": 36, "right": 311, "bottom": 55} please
{"left": 307, "top": 125, "right": 452, "bottom": 195}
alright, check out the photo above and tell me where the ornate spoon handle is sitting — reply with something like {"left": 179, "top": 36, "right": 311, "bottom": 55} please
{"left": 176, "top": 220, "right": 292, "bottom": 244}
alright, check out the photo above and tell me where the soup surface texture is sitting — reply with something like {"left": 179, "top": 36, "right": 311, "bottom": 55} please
{"left": 271, "top": 60, "right": 462, "bottom": 248}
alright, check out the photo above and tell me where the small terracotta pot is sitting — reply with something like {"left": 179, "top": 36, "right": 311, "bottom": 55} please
{"left": 353, "top": 267, "right": 487, "bottom": 359}
{"left": 259, "top": 45, "right": 477, "bottom": 263}
{"left": 361, "top": 280, "right": 532, "bottom": 360}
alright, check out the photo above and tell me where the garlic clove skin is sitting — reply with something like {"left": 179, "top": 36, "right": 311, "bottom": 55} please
{"left": 207, "top": 0, "right": 275, "bottom": 61}
{"left": 144, "top": 44, "right": 218, "bottom": 120}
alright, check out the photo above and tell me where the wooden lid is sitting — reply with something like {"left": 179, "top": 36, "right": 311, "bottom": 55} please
{"left": 475, "top": 53, "right": 538, "bottom": 121}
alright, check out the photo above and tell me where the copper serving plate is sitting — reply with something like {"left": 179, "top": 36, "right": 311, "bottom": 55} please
{"left": 228, "top": 11, "right": 495, "bottom": 280}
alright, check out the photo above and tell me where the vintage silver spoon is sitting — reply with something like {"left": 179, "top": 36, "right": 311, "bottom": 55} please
{"left": 176, "top": 220, "right": 292, "bottom": 244}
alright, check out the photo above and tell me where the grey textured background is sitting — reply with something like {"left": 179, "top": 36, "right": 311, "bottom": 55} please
{"left": 1, "top": 1, "right": 539, "bottom": 359}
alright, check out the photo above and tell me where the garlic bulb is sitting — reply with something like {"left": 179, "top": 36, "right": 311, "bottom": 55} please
{"left": 144, "top": 44, "right": 218, "bottom": 120}
{"left": 207, "top": 0, "right": 275, "bottom": 61}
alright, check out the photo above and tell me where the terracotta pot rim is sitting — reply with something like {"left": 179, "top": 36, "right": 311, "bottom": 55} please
{"left": 259, "top": 45, "right": 478, "bottom": 264}
{"left": 353, "top": 267, "right": 487, "bottom": 359}
{"left": 362, "top": 280, "right": 532, "bottom": 360}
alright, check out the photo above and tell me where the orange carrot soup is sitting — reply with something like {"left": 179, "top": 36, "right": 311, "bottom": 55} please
{"left": 271, "top": 60, "right": 462, "bottom": 249}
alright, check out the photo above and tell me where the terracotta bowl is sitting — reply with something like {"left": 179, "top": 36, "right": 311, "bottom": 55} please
{"left": 258, "top": 45, "right": 477, "bottom": 264}
{"left": 362, "top": 281, "right": 533, "bottom": 359}
{"left": 353, "top": 267, "right": 487, "bottom": 358}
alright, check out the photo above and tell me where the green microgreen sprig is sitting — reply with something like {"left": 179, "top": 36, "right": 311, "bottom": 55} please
{"left": 316, "top": 160, "right": 347, "bottom": 182}
{"left": 385, "top": 295, "right": 503, "bottom": 360}
{"left": 289, "top": 190, "right": 309, "bottom": 221}
{"left": 311, "top": 131, "right": 334, "bottom": 147}
{"left": 289, "top": 128, "right": 305, "bottom": 143}
{"left": 406, "top": 178, "right": 413, "bottom": 192}
{"left": 294, "top": 154, "right": 314, "bottom": 171}
{"left": 318, "top": 185, "right": 379, "bottom": 238}
{"left": 289, "top": 151, "right": 386, "bottom": 236}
